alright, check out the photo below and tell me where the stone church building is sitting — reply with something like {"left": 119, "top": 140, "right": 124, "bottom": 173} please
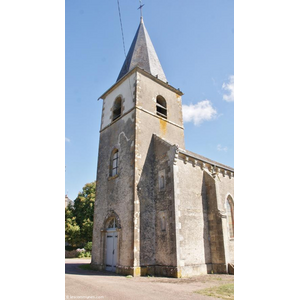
{"left": 91, "top": 17, "right": 234, "bottom": 277}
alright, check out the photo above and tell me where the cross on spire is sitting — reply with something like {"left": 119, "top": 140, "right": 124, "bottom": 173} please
{"left": 137, "top": 1, "right": 145, "bottom": 18}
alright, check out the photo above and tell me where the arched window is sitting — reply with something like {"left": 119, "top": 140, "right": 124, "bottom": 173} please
{"left": 156, "top": 95, "right": 167, "bottom": 119}
{"left": 103, "top": 211, "right": 121, "bottom": 230}
{"left": 226, "top": 196, "right": 234, "bottom": 238}
{"left": 112, "top": 97, "right": 122, "bottom": 121}
{"left": 107, "top": 217, "right": 117, "bottom": 229}
{"left": 110, "top": 149, "right": 119, "bottom": 177}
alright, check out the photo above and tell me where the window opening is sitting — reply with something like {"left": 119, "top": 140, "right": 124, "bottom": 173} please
{"left": 159, "top": 175, "right": 165, "bottom": 190}
{"left": 226, "top": 197, "right": 234, "bottom": 238}
{"left": 156, "top": 96, "right": 167, "bottom": 119}
{"left": 112, "top": 97, "right": 122, "bottom": 121}
{"left": 107, "top": 218, "right": 116, "bottom": 229}
{"left": 161, "top": 215, "right": 166, "bottom": 231}
{"left": 111, "top": 150, "right": 119, "bottom": 176}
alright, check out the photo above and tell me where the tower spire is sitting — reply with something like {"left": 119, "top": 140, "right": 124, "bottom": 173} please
{"left": 116, "top": 18, "right": 167, "bottom": 83}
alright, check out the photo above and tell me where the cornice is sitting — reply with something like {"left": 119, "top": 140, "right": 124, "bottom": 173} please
{"left": 99, "top": 67, "right": 183, "bottom": 100}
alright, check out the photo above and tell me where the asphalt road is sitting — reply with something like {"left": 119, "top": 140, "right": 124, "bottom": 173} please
{"left": 65, "top": 258, "right": 227, "bottom": 300}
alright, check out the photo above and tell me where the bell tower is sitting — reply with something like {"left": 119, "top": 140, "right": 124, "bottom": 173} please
{"left": 91, "top": 17, "right": 185, "bottom": 276}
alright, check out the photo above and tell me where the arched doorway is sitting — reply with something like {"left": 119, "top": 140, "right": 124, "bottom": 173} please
{"left": 105, "top": 217, "right": 118, "bottom": 272}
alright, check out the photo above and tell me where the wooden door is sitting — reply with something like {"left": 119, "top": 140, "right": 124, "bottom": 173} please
{"left": 106, "top": 231, "right": 118, "bottom": 272}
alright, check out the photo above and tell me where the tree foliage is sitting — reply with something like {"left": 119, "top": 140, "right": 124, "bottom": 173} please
{"left": 73, "top": 182, "right": 96, "bottom": 226}
{"left": 65, "top": 181, "right": 96, "bottom": 247}
{"left": 65, "top": 205, "right": 81, "bottom": 247}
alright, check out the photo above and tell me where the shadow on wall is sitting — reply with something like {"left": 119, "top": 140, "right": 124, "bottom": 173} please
{"left": 138, "top": 136, "right": 156, "bottom": 266}
{"left": 201, "top": 175, "right": 212, "bottom": 268}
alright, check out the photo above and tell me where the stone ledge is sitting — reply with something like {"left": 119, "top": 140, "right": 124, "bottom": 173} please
{"left": 212, "top": 263, "right": 227, "bottom": 274}
{"left": 141, "top": 265, "right": 180, "bottom": 278}
{"left": 179, "top": 263, "right": 212, "bottom": 277}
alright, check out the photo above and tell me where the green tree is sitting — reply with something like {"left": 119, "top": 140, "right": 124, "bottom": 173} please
{"left": 65, "top": 204, "right": 81, "bottom": 247}
{"left": 65, "top": 181, "right": 96, "bottom": 247}
{"left": 81, "top": 218, "right": 93, "bottom": 243}
{"left": 73, "top": 182, "right": 96, "bottom": 227}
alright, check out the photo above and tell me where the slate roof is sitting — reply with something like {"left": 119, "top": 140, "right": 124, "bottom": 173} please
{"left": 116, "top": 17, "right": 167, "bottom": 83}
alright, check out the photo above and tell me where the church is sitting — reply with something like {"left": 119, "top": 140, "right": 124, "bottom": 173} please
{"left": 91, "top": 16, "right": 234, "bottom": 278}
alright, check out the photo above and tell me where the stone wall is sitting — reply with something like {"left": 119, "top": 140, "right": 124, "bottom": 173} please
{"left": 135, "top": 70, "right": 186, "bottom": 274}
{"left": 173, "top": 154, "right": 234, "bottom": 276}
{"left": 65, "top": 250, "right": 78, "bottom": 258}
{"left": 216, "top": 174, "right": 234, "bottom": 265}
{"left": 153, "top": 138, "right": 177, "bottom": 267}
{"left": 175, "top": 158, "right": 212, "bottom": 277}
{"left": 92, "top": 74, "right": 136, "bottom": 272}
{"left": 92, "top": 68, "right": 234, "bottom": 277}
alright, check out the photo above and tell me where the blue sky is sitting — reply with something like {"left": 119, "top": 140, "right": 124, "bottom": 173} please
{"left": 65, "top": 0, "right": 234, "bottom": 200}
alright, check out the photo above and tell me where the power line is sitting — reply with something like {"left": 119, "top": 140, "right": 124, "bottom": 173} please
{"left": 117, "top": 0, "right": 127, "bottom": 58}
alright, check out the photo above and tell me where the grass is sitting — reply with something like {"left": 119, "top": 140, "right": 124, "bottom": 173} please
{"left": 78, "top": 264, "right": 92, "bottom": 271}
{"left": 194, "top": 283, "right": 234, "bottom": 300}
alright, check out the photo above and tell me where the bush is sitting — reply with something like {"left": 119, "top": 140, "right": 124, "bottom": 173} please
{"left": 78, "top": 251, "right": 86, "bottom": 258}
{"left": 77, "top": 249, "right": 91, "bottom": 258}
{"left": 85, "top": 251, "right": 91, "bottom": 258}
{"left": 84, "top": 242, "right": 92, "bottom": 252}
{"left": 75, "top": 248, "right": 85, "bottom": 257}
{"left": 76, "top": 248, "right": 85, "bottom": 253}
{"left": 75, "top": 248, "right": 91, "bottom": 258}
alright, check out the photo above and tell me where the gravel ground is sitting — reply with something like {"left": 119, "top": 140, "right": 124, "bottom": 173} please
{"left": 65, "top": 258, "right": 234, "bottom": 300}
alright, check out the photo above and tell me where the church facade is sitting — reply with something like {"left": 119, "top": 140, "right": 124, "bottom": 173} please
{"left": 91, "top": 18, "right": 234, "bottom": 278}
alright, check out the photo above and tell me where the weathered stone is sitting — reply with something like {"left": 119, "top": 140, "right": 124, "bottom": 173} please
{"left": 91, "top": 19, "right": 234, "bottom": 278}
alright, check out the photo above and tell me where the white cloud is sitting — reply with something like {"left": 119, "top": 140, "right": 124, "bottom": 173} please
{"left": 222, "top": 75, "right": 234, "bottom": 102}
{"left": 182, "top": 100, "right": 217, "bottom": 126}
{"left": 65, "top": 137, "right": 71, "bottom": 142}
{"left": 217, "top": 144, "right": 228, "bottom": 152}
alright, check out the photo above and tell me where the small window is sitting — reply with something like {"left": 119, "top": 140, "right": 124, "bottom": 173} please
{"left": 158, "top": 170, "right": 166, "bottom": 191}
{"left": 159, "top": 175, "right": 165, "bottom": 190}
{"left": 112, "top": 97, "right": 122, "bottom": 121}
{"left": 226, "top": 197, "right": 234, "bottom": 238}
{"left": 156, "top": 95, "right": 167, "bottom": 119}
{"left": 110, "top": 149, "right": 119, "bottom": 177}
{"left": 161, "top": 215, "right": 166, "bottom": 231}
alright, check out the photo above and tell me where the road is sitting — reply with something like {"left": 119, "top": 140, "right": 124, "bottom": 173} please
{"left": 65, "top": 258, "right": 230, "bottom": 300}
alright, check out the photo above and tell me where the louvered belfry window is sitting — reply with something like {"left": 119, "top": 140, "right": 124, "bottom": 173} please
{"left": 112, "top": 97, "right": 122, "bottom": 121}
{"left": 156, "top": 95, "right": 167, "bottom": 119}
